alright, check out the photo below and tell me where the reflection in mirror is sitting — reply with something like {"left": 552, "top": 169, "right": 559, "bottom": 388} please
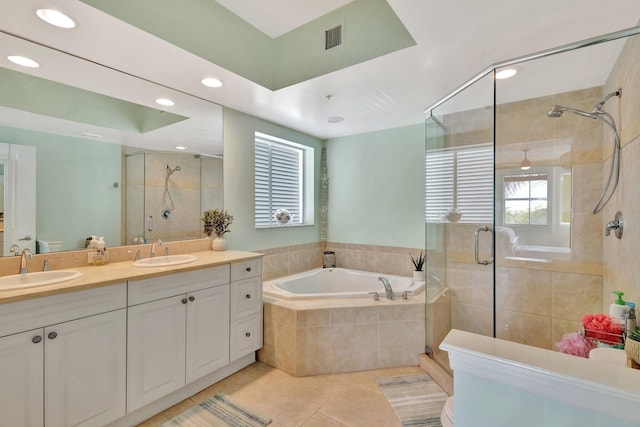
{"left": 0, "top": 33, "right": 223, "bottom": 256}
{"left": 125, "top": 149, "right": 223, "bottom": 245}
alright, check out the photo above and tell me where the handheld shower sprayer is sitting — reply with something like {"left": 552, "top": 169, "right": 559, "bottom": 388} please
{"left": 546, "top": 89, "right": 621, "bottom": 214}
{"left": 162, "top": 165, "right": 181, "bottom": 219}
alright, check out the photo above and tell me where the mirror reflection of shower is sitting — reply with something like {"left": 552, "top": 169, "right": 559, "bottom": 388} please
{"left": 546, "top": 89, "right": 621, "bottom": 214}
{"left": 161, "top": 164, "right": 181, "bottom": 220}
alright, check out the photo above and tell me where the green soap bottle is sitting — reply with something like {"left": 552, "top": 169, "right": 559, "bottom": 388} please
{"left": 610, "top": 291, "right": 629, "bottom": 325}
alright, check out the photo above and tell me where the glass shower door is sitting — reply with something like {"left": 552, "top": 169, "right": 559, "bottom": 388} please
{"left": 425, "top": 73, "right": 495, "bottom": 369}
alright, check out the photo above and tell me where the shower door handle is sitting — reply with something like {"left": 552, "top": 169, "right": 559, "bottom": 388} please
{"left": 474, "top": 226, "right": 494, "bottom": 265}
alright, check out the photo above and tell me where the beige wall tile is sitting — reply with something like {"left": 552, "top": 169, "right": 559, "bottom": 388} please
{"left": 275, "top": 323, "right": 296, "bottom": 374}
{"left": 330, "top": 324, "right": 378, "bottom": 373}
{"left": 496, "top": 267, "right": 552, "bottom": 316}
{"left": 331, "top": 307, "right": 379, "bottom": 325}
{"left": 496, "top": 309, "right": 552, "bottom": 349}
{"left": 379, "top": 303, "right": 425, "bottom": 322}
{"left": 451, "top": 302, "right": 492, "bottom": 337}
{"left": 378, "top": 320, "right": 424, "bottom": 368}
{"left": 552, "top": 272, "right": 602, "bottom": 321}
{"left": 305, "top": 326, "right": 332, "bottom": 376}
{"left": 306, "top": 309, "right": 331, "bottom": 327}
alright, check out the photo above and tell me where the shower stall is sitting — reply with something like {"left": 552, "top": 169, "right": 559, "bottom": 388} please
{"left": 125, "top": 150, "right": 223, "bottom": 244}
{"left": 424, "top": 25, "right": 640, "bottom": 370}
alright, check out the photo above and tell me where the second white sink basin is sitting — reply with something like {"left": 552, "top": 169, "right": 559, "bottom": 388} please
{"left": 0, "top": 270, "right": 83, "bottom": 290}
{"left": 132, "top": 254, "right": 198, "bottom": 268}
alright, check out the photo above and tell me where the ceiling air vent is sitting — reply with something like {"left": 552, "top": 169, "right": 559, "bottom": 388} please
{"left": 325, "top": 25, "right": 343, "bottom": 50}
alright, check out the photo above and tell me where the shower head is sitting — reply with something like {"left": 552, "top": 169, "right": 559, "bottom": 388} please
{"left": 546, "top": 105, "right": 597, "bottom": 120}
{"left": 545, "top": 89, "right": 622, "bottom": 215}
{"left": 165, "top": 165, "right": 181, "bottom": 175}
{"left": 593, "top": 89, "right": 621, "bottom": 112}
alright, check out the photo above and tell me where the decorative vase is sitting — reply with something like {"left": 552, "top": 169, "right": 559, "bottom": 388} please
{"left": 413, "top": 270, "right": 425, "bottom": 282}
{"left": 212, "top": 235, "right": 227, "bottom": 251}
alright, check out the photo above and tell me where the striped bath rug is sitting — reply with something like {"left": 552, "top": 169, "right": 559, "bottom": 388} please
{"left": 376, "top": 373, "right": 448, "bottom": 427}
{"left": 161, "top": 392, "right": 271, "bottom": 427}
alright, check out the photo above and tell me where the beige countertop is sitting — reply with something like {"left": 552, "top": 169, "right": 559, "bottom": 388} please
{"left": 0, "top": 249, "right": 262, "bottom": 305}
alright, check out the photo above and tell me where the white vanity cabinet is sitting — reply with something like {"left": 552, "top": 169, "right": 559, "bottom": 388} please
{"left": 230, "top": 259, "right": 263, "bottom": 361}
{"left": 0, "top": 284, "right": 127, "bottom": 427}
{"left": 126, "top": 266, "right": 231, "bottom": 412}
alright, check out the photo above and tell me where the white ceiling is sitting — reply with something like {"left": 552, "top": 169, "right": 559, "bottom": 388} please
{"left": 1, "top": 0, "right": 640, "bottom": 147}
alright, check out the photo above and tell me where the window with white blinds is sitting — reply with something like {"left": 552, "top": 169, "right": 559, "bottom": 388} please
{"left": 425, "top": 143, "right": 493, "bottom": 224}
{"left": 254, "top": 132, "right": 312, "bottom": 227}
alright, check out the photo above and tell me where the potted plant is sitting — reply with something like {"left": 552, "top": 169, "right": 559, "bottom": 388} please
{"left": 202, "top": 209, "right": 233, "bottom": 251}
{"left": 410, "top": 250, "right": 426, "bottom": 282}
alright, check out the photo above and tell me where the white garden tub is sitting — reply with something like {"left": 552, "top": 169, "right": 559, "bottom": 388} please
{"left": 263, "top": 267, "right": 425, "bottom": 300}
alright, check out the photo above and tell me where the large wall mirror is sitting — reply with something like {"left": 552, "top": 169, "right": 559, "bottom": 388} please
{"left": 0, "top": 31, "right": 223, "bottom": 256}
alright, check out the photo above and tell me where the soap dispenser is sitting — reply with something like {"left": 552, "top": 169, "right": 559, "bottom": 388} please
{"left": 610, "top": 291, "right": 630, "bottom": 325}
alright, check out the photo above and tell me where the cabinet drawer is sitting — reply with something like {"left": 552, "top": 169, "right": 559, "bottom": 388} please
{"left": 230, "top": 259, "right": 262, "bottom": 282}
{"left": 230, "top": 313, "right": 262, "bottom": 362}
{"left": 0, "top": 283, "right": 126, "bottom": 338}
{"left": 230, "top": 277, "right": 262, "bottom": 321}
{"left": 128, "top": 265, "right": 230, "bottom": 306}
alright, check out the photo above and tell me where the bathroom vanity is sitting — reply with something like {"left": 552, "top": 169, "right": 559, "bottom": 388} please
{"left": 0, "top": 250, "right": 263, "bottom": 427}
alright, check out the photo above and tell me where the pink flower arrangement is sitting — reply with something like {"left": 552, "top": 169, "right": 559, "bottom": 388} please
{"left": 582, "top": 313, "right": 624, "bottom": 344}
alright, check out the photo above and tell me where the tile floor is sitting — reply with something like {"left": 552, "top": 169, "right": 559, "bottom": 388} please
{"left": 137, "top": 362, "right": 431, "bottom": 426}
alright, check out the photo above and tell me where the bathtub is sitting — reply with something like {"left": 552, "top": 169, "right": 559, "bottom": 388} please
{"left": 262, "top": 267, "right": 425, "bottom": 300}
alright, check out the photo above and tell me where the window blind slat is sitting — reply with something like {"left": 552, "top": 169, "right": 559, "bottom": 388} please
{"left": 426, "top": 143, "right": 493, "bottom": 223}
{"left": 254, "top": 133, "right": 307, "bottom": 227}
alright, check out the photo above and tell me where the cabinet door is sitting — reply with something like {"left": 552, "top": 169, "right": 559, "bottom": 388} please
{"left": 186, "top": 285, "right": 230, "bottom": 383}
{"left": 127, "top": 295, "right": 186, "bottom": 412}
{"left": 45, "top": 309, "right": 126, "bottom": 427}
{"left": 0, "top": 329, "right": 44, "bottom": 427}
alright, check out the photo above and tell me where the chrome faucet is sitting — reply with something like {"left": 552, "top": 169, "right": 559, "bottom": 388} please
{"left": 20, "top": 248, "right": 32, "bottom": 274}
{"left": 378, "top": 277, "right": 394, "bottom": 300}
{"left": 150, "top": 239, "right": 163, "bottom": 257}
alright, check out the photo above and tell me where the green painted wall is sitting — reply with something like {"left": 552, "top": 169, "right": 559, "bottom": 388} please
{"left": 81, "top": 0, "right": 414, "bottom": 90}
{"left": 222, "top": 108, "right": 323, "bottom": 251}
{"left": 0, "top": 127, "right": 121, "bottom": 251}
{"left": 325, "top": 123, "right": 425, "bottom": 248}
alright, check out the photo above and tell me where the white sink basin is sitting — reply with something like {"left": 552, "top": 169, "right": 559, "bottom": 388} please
{"left": 132, "top": 254, "right": 198, "bottom": 268}
{"left": 0, "top": 270, "right": 83, "bottom": 290}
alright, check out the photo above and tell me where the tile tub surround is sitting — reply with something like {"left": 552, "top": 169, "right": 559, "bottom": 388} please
{"left": 259, "top": 296, "right": 425, "bottom": 377}
{"left": 257, "top": 242, "right": 425, "bottom": 282}
{"left": 325, "top": 242, "right": 427, "bottom": 278}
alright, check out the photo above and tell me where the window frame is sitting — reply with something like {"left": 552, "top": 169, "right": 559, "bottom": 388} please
{"left": 254, "top": 131, "right": 314, "bottom": 228}
{"left": 498, "top": 168, "right": 553, "bottom": 232}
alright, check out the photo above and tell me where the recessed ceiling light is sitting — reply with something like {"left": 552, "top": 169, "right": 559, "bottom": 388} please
{"left": 175, "top": 146, "right": 187, "bottom": 150}
{"left": 328, "top": 117, "right": 344, "bottom": 123}
{"left": 201, "top": 77, "right": 223, "bottom": 88}
{"left": 7, "top": 55, "right": 40, "bottom": 68}
{"left": 495, "top": 67, "right": 520, "bottom": 80}
{"left": 36, "top": 9, "right": 76, "bottom": 29}
{"left": 155, "top": 98, "right": 175, "bottom": 107}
